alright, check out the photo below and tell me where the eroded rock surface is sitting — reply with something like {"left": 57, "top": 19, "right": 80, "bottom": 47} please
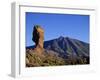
{"left": 32, "top": 25, "right": 44, "bottom": 54}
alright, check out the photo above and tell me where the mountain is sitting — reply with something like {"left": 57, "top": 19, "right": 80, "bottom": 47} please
{"left": 26, "top": 36, "right": 89, "bottom": 66}
{"left": 44, "top": 36, "right": 89, "bottom": 59}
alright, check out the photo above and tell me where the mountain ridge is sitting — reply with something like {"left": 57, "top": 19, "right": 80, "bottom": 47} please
{"left": 26, "top": 36, "right": 89, "bottom": 67}
{"left": 26, "top": 36, "right": 89, "bottom": 58}
{"left": 26, "top": 36, "right": 89, "bottom": 48}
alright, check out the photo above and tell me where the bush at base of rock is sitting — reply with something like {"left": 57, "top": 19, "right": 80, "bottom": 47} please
{"left": 26, "top": 51, "right": 65, "bottom": 67}
{"left": 26, "top": 49, "right": 89, "bottom": 67}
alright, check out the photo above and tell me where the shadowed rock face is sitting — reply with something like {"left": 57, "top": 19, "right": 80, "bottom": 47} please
{"left": 32, "top": 25, "right": 44, "bottom": 54}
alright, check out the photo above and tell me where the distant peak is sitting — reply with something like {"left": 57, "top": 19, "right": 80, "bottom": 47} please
{"left": 59, "top": 36, "right": 64, "bottom": 38}
{"left": 58, "top": 36, "right": 65, "bottom": 40}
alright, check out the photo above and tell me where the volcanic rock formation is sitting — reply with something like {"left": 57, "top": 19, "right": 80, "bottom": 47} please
{"left": 26, "top": 25, "right": 89, "bottom": 67}
{"left": 32, "top": 25, "right": 44, "bottom": 54}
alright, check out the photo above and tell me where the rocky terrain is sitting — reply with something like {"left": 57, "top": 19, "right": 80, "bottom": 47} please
{"left": 26, "top": 25, "right": 89, "bottom": 67}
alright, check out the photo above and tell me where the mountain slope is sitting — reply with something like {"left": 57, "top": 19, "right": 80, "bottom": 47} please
{"left": 44, "top": 36, "right": 89, "bottom": 59}
{"left": 26, "top": 36, "right": 89, "bottom": 66}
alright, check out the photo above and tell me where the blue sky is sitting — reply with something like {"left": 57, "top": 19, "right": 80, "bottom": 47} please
{"left": 26, "top": 12, "right": 89, "bottom": 47}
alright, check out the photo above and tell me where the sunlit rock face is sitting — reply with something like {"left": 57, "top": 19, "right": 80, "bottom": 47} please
{"left": 32, "top": 25, "right": 44, "bottom": 54}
